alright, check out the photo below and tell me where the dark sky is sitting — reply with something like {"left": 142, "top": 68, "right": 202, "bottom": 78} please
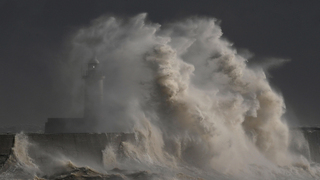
{"left": 0, "top": 0, "right": 319, "bottom": 127}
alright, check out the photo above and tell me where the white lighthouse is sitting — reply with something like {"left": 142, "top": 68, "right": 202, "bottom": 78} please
{"left": 83, "top": 57, "right": 105, "bottom": 125}
{"left": 45, "top": 57, "right": 105, "bottom": 133}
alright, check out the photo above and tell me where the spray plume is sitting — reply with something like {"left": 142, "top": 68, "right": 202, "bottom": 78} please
{"left": 64, "top": 13, "right": 303, "bottom": 176}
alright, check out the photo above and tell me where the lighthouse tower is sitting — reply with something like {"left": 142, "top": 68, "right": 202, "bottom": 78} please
{"left": 83, "top": 57, "right": 105, "bottom": 126}
{"left": 45, "top": 57, "right": 105, "bottom": 133}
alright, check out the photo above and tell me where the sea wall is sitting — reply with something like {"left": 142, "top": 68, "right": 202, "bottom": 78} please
{"left": 0, "top": 135, "right": 14, "bottom": 167}
{"left": 1, "top": 129, "right": 320, "bottom": 169}
{"left": 0, "top": 133, "right": 135, "bottom": 169}
{"left": 299, "top": 128, "right": 320, "bottom": 163}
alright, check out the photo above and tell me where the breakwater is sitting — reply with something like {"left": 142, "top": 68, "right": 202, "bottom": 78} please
{"left": 0, "top": 133, "right": 135, "bottom": 169}
{"left": 299, "top": 127, "right": 320, "bottom": 163}
{"left": 1, "top": 129, "right": 320, "bottom": 170}
{"left": 0, "top": 130, "right": 320, "bottom": 179}
{"left": 0, "top": 135, "right": 14, "bottom": 167}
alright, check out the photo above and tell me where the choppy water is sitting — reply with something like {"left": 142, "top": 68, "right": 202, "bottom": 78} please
{"left": 2, "top": 13, "right": 320, "bottom": 179}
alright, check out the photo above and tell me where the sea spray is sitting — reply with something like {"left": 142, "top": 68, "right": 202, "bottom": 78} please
{"left": 0, "top": 13, "right": 314, "bottom": 179}
{"left": 102, "top": 145, "right": 118, "bottom": 169}
{"left": 12, "top": 133, "right": 40, "bottom": 175}
{"left": 59, "top": 13, "right": 320, "bottom": 179}
{"left": 0, "top": 133, "right": 40, "bottom": 179}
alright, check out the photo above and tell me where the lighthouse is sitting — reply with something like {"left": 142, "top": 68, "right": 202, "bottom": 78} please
{"left": 45, "top": 57, "right": 105, "bottom": 133}
{"left": 83, "top": 57, "right": 105, "bottom": 124}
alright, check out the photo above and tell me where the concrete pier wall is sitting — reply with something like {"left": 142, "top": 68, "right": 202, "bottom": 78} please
{"left": 1, "top": 129, "right": 320, "bottom": 168}
{"left": 0, "top": 133, "right": 135, "bottom": 168}
{"left": 0, "top": 135, "right": 14, "bottom": 167}
{"left": 300, "top": 128, "right": 320, "bottom": 163}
